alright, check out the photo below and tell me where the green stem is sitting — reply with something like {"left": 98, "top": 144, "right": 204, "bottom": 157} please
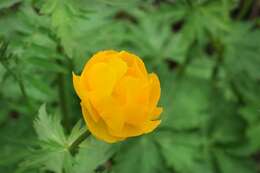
{"left": 58, "top": 72, "right": 70, "bottom": 130}
{"left": 69, "top": 130, "right": 91, "bottom": 155}
{"left": 1, "top": 62, "right": 33, "bottom": 110}
{"left": 176, "top": 41, "right": 196, "bottom": 77}
{"left": 211, "top": 39, "right": 223, "bottom": 83}
{"left": 2, "top": 63, "right": 27, "bottom": 98}
{"left": 237, "top": 0, "right": 253, "bottom": 20}
{"left": 56, "top": 44, "right": 73, "bottom": 130}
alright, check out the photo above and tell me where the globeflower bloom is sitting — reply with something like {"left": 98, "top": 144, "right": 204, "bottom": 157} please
{"left": 73, "top": 50, "right": 162, "bottom": 143}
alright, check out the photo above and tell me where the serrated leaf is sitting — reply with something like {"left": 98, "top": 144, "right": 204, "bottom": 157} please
{"left": 20, "top": 105, "right": 72, "bottom": 173}
{"left": 162, "top": 76, "right": 210, "bottom": 130}
{"left": 156, "top": 131, "right": 213, "bottom": 173}
{"left": 223, "top": 23, "right": 260, "bottom": 80}
{"left": 113, "top": 137, "right": 167, "bottom": 173}
{"left": 0, "top": 0, "right": 22, "bottom": 9}
{"left": 34, "top": 104, "right": 66, "bottom": 144}
{"left": 214, "top": 149, "right": 257, "bottom": 173}
{"left": 72, "top": 137, "right": 116, "bottom": 173}
{"left": 40, "top": 0, "right": 87, "bottom": 57}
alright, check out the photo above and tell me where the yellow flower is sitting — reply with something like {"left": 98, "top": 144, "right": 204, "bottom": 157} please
{"left": 73, "top": 50, "right": 162, "bottom": 143}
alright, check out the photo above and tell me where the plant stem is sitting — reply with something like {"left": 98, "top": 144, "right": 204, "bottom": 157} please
{"left": 57, "top": 73, "right": 67, "bottom": 123}
{"left": 211, "top": 39, "right": 223, "bottom": 82}
{"left": 1, "top": 62, "right": 33, "bottom": 110}
{"left": 69, "top": 130, "right": 91, "bottom": 155}
{"left": 237, "top": 0, "right": 253, "bottom": 20}
{"left": 56, "top": 44, "right": 72, "bottom": 130}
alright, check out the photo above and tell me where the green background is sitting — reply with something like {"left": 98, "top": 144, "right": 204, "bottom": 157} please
{"left": 0, "top": 0, "right": 260, "bottom": 173}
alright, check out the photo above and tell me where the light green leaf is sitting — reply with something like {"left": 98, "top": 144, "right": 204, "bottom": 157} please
{"left": 156, "top": 131, "right": 213, "bottom": 173}
{"left": 113, "top": 137, "right": 167, "bottom": 173}
{"left": 40, "top": 0, "right": 85, "bottom": 57}
{"left": 72, "top": 137, "right": 116, "bottom": 173}
{"left": 20, "top": 105, "right": 72, "bottom": 173}
{"left": 162, "top": 76, "right": 210, "bottom": 130}
{"left": 0, "top": 0, "right": 22, "bottom": 9}
{"left": 214, "top": 149, "right": 257, "bottom": 173}
{"left": 34, "top": 104, "right": 66, "bottom": 144}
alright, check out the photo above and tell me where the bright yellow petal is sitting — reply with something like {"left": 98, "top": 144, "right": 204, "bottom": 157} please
{"left": 81, "top": 103, "right": 124, "bottom": 143}
{"left": 151, "top": 107, "right": 163, "bottom": 120}
{"left": 82, "top": 50, "right": 118, "bottom": 75}
{"left": 149, "top": 73, "right": 161, "bottom": 107}
{"left": 87, "top": 62, "right": 117, "bottom": 98}
{"left": 81, "top": 99, "right": 100, "bottom": 122}
{"left": 110, "top": 120, "right": 161, "bottom": 138}
{"left": 107, "top": 56, "right": 127, "bottom": 80}
{"left": 143, "top": 120, "right": 161, "bottom": 133}
{"left": 72, "top": 72, "right": 82, "bottom": 98}
{"left": 115, "top": 76, "right": 150, "bottom": 126}
{"left": 94, "top": 96, "right": 125, "bottom": 133}
{"left": 118, "top": 51, "right": 147, "bottom": 76}
{"left": 124, "top": 103, "right": 150, "bottom": 126}
{"left": 111, "top": 123, "right": 144, "bottom": 137}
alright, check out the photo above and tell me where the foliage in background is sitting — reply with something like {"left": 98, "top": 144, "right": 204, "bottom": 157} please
{"left": 0, "top": 0, "right": 260, "bottom": 173}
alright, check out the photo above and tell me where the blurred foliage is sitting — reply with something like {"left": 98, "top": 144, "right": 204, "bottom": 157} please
{"left": 0, "top": 0, "right": 260, "bottom": 173}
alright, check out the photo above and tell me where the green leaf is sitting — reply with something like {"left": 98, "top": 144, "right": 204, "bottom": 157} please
{"left": 67, "top": 120, "right": 86, "bottom": 145}
{"left": 20, "top": 104, "right": 71, "bottom": 173}
{"left": 214, "top": 149, "right": 257, "bottom": 173}
{"left": 34, "top": 104, "right": 66, "bottom": 144}
{"left": 20, "top": 142, "right": 73, "bottom": 173}
{"left": 207, "top": 92, "right": 246, "bottom": 144}
{"left": 125, "top": 8, "right": 175, "bottom": 63}
{"left": 162, "top": 76, "right": 210, "bottom": 130}
{"left": 23, "top": 57, "right": 68, "bottom": 73}
{"left": 0, "top": 0, "right": 22, "bottom": 9}
{"left": 156, "top": 131, "right": 213, "bottom": 173}
{"left": 223, "top": 23, "right": 260, "bottom": 80}
{"left": 40, "top": 0, "right": 88, "bottom": 57}
{"left": 72, "top": 137, "right": 116, "bottom": 173}
{"left": 240, "top": 105, "right": 260, "bottom": 151}
{"left": 113, "top": 137, "right": 167, "bottom": 173}
{"left": 185, "top": 57, "right": 215, "bottom": 79}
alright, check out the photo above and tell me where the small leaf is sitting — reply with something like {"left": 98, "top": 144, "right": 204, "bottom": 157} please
{"left": 72, "top": 137, "right": 116, "bottom": 173}
{"left": 34, "top": 104, "right": 66, "bottom": 144}
{"left": 113, "top": 137, "right": 167, "bottom": 173}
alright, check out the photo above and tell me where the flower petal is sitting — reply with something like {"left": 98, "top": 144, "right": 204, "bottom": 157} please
{"left": 143, "top": 120, "right": 161, "bottom": 133}
{"left": 87, "top": 62, "right": 117, "bottom": 99}
{"left": 72, "top": 72, "right": 82, "bottom": 98}
{"left": 94, "top": 96, "right": 125, "bottom": 133}
{"left": 107, "top": 56, "right": 127, "bottom": 80}
{"left": 119, "top": 51, "right": 147, "bottom": 76}
{"left": 81, "top": 103, "right": 124, "bottom": 143}
{"left": 151, "top": 107, "right": 163, "bottom": 119}
{"left": 149, "top": 73, "right": 161, "bottom": 108}
{"left": 111, "top": 123, "right": 144, "bottom": 137}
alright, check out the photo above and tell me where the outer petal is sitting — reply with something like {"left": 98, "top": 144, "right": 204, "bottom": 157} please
{"left": 93, "top": 96, "right": 125, "bottom": 134}
{"left": 81, "top": 103, "right": 124, "bottom": 143}
{"left": 110, "top": 120, "right": 161, "bottom": 138}
{"left": 107, "top": 56, "right": 127, "bottom": 80}
{"left": 124, "top": 104, "right": 150, "bottom": 126}
{"left": 72, "top": 72, "right": 82, "bottom": 98}
{"left": 73, "top": 73, "right": 100, "bottom": 122}
{"left": 82, "top": 99, "right": 100, "bottom": 122}
{"left": 143, "top": 120, "right": 161, "bottom": 133}
{"left": 148, "top": 73, "right": 161, "bottom": 108}
{"left": 118, "top": 51, "right": 147, "bottom": 77}
{"left": 82, "top": 50, "right": 118, "bottom": 76}
{"left": 151, "top": 107, "right": 163, "bottom": 119}
{"left": 111, "top": 123, "right": 144, "bottom": 137}
{"left": 115, "top": 76, "right": 151, "bottom": 126}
